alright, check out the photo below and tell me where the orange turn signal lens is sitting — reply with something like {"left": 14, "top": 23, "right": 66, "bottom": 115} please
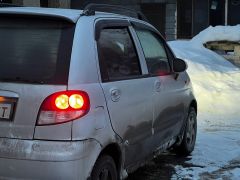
{"left": 69, "top": 94, "right": 84, "bottom": 109}
{"left": 55, "top": 94, "right": 69, "bottom": 110}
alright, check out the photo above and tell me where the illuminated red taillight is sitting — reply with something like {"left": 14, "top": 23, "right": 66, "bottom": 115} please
{"left": 37, "top": 91, "right": 90, "bottom": 125}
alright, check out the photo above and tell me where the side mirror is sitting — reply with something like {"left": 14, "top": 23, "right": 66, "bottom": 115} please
{"left": 173, "top": 58, "right": 187, "bottom": 73}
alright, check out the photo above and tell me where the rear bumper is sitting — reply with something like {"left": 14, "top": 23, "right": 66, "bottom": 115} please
{"left": 0, "top": 138, "right": 101, "bottom": 180}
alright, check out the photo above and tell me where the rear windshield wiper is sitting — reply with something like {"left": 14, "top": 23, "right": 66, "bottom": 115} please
{"left": 0, "top": 77, "right": 45, "bottom": 84}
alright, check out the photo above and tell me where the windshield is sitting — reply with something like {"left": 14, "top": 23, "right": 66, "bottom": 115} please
{"left": 0, "top": 16, "right": 75, "bottom": 84}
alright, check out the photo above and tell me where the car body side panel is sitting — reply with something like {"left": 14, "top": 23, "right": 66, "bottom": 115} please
{"left": 67, "top": 16, "right": 100, "bottom": 85}
{"left": 100, "top": 79, "right": 154, "bottom": 166}
{"left": 152, "top": 73, "right": 190, "bottom": 143}
{"left": 70, "top": 83, "right": 118, "bottom": 144}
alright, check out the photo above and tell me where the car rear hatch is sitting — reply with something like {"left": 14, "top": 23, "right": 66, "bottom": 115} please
{"left": 0, "top": 15, "right": 75, "bottom": 139}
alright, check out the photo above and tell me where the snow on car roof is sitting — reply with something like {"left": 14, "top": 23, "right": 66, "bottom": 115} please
{"left": 0, "top": 7, "right": 83, "bottom": 23}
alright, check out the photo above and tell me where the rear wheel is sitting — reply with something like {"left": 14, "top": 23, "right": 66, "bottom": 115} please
{"left": 91, "top": 155, "right": 118, "bottom": 180}
{"left": 174, "top": 107, "right": 197, "bottom": 156}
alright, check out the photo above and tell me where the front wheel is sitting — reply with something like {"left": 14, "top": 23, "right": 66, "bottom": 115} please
{"left": 91, "top": 155, "right": 118, "bottom": 180}
{"left": 174, "top": 107, "right": 197, "bottom": 156}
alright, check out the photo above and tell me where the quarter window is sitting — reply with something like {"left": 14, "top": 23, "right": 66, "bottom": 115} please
{"left": 135, "top": 28, "right": 171, "bottom": 76}
{"left": 97, "top": 28, "right": 141, "bottom": 82}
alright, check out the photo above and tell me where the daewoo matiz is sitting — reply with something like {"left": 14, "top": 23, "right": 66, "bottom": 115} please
{"left": 0, "top": 4, "right": 197, "bottom": 180}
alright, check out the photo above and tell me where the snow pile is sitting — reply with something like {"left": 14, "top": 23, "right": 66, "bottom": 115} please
{"left": 190, "top": 25, "right": 240, "bottom": 47}
{"left": 168, "top": 25, "right": 240, "bottom": 123}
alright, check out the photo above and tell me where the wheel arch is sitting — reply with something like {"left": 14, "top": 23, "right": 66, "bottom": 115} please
{"left": 174, "top": 99, "right": 198, "bottom": 147}
{"left": 97, "top": 143, "right": 122, "bottom": 178}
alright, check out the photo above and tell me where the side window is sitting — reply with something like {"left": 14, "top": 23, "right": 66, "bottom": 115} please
{"left": 135, "top": 28, "right": 171, "bottom": 76}
{"left": 97, "top": 27, "right": 142, "bottom": 82}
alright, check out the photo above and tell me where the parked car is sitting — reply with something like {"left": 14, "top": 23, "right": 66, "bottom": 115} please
{"left": 0, "top": 5, "right": 197, "bottom": 180}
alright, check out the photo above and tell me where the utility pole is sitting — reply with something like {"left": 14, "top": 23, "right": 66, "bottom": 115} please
{"left": 225, "top": 0, "right": 228, "bottom": 25}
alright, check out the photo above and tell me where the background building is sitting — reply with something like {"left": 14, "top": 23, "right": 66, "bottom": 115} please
{"left": 1, "top": 0, "right": 240, "bottom": 40}
{"left": 177, "top": 0, "right": 240, "bottom": 39}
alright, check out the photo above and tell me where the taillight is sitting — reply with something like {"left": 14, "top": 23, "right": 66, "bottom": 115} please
{"left": 37, "top": 91, "right": 90, "bottom": 126}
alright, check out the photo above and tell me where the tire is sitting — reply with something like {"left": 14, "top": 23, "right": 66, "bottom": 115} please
{"left": 174, "top": 107, "right": 197, "bottom": 156}
{"left": 91, "top": 155, "right": 118, "bottom": 180}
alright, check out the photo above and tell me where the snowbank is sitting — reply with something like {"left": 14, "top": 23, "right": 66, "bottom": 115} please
{"left": 168, "top": 25, "right": 240, "bottom": 124}
{"left": 190, "top": 25, "right": 240, "bottom": 47}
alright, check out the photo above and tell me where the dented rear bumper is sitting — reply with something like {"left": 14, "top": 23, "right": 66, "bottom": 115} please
{"left": 0, "top": 138, "right": 101, "bottom": 180}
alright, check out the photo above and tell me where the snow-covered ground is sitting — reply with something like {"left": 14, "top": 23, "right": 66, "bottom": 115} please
{"left": 169, "top": 25, "right": 240, "bottom": 179}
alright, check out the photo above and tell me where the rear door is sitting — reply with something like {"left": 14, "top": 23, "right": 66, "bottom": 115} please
{"left": 0, "top": 15, "right": 75, "bottom": 139}
{"left": 132, "top": 22, "right": 187, "bottom": 146}
{"left": 95, "top": 19, "right": 154, "bottom": 166}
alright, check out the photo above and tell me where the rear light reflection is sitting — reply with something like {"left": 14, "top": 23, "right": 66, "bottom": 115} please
{"left": 37, "top": 91, "right": 90, "bottom": 126}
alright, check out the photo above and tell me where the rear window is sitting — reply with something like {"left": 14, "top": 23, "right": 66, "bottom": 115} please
{"left": 0, "top": 16, "right": 75, "bottom": 84}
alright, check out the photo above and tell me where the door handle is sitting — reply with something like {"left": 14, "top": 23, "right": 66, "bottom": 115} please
{"left": 154, "top": 80, "right": 161, "bottom": 92}
{"left": 110, "top": 88, "right": 121, "bottom": 102}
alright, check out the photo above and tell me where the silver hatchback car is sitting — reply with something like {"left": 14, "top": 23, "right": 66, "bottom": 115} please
{"left": 0, "top": 5, "right": 197, "bottom": 180}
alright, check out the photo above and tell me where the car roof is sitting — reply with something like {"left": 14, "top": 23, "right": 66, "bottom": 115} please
{"left": 0, "top": 7, "right": 83, "bottom": 23}
{"left": 0, "top": 7, "right": 136, "bottom": 23}
{"left": 0, "top": 6, "right": 156, "bottom": 32}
